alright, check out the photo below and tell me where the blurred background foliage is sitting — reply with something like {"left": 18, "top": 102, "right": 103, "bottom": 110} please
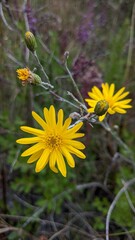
{"left": 0, "top": 0, "right": 135, "bottom": 239}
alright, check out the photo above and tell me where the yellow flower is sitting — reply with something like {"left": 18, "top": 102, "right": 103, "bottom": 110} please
{"left": 16, "top": 105, "right": 86, "bottom": 177}
{"left": 16, "top": 68, "right": 41, "bottom": 86}
{"left": 85, "top": 83, "right": 132, "bottom": 121}
{"left": 16, "top": 68, "right": 30, "bottom": 81}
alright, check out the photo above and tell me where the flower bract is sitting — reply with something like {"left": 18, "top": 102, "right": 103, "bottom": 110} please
{"left": 16, "top": 105, "right": 86, "bottom": 177}
{"left": 85, "top": 83, "right": 132, "bottom": 121}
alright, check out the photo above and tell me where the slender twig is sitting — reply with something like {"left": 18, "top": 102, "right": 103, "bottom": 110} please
{"left": 64, "top": 55, "right": 85, "bottom": 106}
{"left": 122, "top": 180, "right": 135, "bottom": 214}
{"left": 0, "top": 2, "right": 14, "bottom": 31}
{"left": 6, "top": 53, "right": 23, "bottom": 67}
{"left": 124, "top": 2, "right": 135, "bottom": 81}
{"left": 34, "top": 51, "right": 50, "bottom": 84}
{"left": 37, "top": 34, "right": 63, "bottom": 66}
{"left": 67, "top": 91, "right": 87, "bottom": 111}
{"left": 106, "top": 178, "right": 135, "bottom": 240}
{"left": 49, "top": 90, "right": 80, "bottom": 109}
{"left": 22, "top": 0, "right": 29, "bottom": 31}
{"left": 39, "top": 83, "right": 80, "bottom": 109}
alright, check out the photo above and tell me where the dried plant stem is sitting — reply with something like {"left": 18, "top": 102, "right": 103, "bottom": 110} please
{"left": 106, "top": 178, "right": 135, "bottom": 240}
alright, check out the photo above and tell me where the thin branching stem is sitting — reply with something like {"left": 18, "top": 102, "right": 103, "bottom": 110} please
{"left": 65, "top": 57, "right": 85, "bottom": 106}
{"left": 124, "top": 2, "right": 135, "bottom": 81}
{"left": 34, "top": 51, "right": 50, "bottom": 84}
{"left": 106, "top": 178, "right": 135, "bottom": 240}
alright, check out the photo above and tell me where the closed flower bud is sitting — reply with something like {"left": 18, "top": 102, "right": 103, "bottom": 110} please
{"left": 94, "top": 100, "right": 109, "bottom": 116}
{"left": 25, "top": 31, "right": 37, "bottom": 52}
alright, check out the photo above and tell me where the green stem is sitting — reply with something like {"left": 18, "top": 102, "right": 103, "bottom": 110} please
{"left": 67, "top": 91, "right": 87, "bottom": 111}
{"left": 34, "top": 51, "right": 50, "bottom": 84}
{"left": 124, "top": 3, "right": 135, "bottom": 81}
{"left": 39, "top": 84, "right": 80, "bottom": 109}
{"left": 65, "top": 60, "right": 85, "bottom": 106}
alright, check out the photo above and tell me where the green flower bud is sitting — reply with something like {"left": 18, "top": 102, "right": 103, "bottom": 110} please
{"left": 25, "top": 31, "right": 37, "bottom": 52}
{"left": 94, "top": 100, "right": 109, "bottom": 116}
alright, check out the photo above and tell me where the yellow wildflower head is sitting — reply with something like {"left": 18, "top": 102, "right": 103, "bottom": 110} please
{"left": 85, "top": 83, "right": 132, "bottom": 121}
{"left": 16, "top": 68, "right": 41, "bottom": 86}
{"left": 16, "top": 105, "right": 86, "bottom": 177}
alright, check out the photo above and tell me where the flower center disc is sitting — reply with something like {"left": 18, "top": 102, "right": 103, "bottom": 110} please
{"left": 46, "top": 134, "right": 62, "bottom": 149}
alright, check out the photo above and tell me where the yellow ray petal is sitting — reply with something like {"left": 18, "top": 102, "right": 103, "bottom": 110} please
{"left": 112, "top": 91, "right": 129, "bottom": 101}
{"left": 56, "top": 150, "right": 67, "bottom": 177}
{"left": 113, "top": 87, "right": 125, "bottom": 100}
{"left": 43, "top": 107, "right": 50, "bottom": 125}
{"left": 66, "top": 145, "right": 86, "bottom": 159}
{"left": 87, "top": 107, "right": 94, "bottom": 113}
{"left": 27, "top": 150, "right": 43, "bottom": 163}
{"left": 85, "top": 99, "right": 97, "bottom": 107}
{"left": 57, "top": 109, "right": 64, "bottom": 128}
{"left": 20, "top": 126, "right": 44, "bottom": 136}
{"left": 88, "top": 92, "right": 101, "bottom": 100}
{"left": 61, "top": 146, "right": 75, "bottom": 168}
{"left": 62, "top": 117, "right": 72, "bottom": 131}
{"left": 66, "top": 133, "right": 85, "bottom": 139}
{"left": 16, "top": 137, "right": 40, "bottom": 144}
{"left": 99, "top": 113, "right": 106, "bottom": 121}
{"left": 108, "top": 108, "right": 115, "bottom": 114}
{"left": 63, "top": 140, "right": 85, "bottom": 149}
{"left": 49, "top": 151, "right": 58, "bottom": 173}
{"left": 32, "top": 111, "right": 48, "bottom": 130}
{"left": 109, "top": 84, "right": 115, "bottom": 97}
{"left": 113, "top": 99, "right": 132, "bottom": 107}
{"left": 92, "top": 86, "right": 103, "bottom": 98}
{"left": 49, "top": 105, "right": 56, "bottom": 127}
{"left": 113, "top": 107, "right": 127, "bottom": 114}
{"left": 21, "top": 143, "right": 44, "bottom": 157}
{"left": 102, "top": 83, "right": 109, "bottom": 98}
{"left": 85, "top": 98, "right": 89, "bottom": 103}
{"left": 115, "top": 104, "right": 132, "bottom": 109}
{"left": 67, "top": 122, "right": 83, "bottom": 134}
{"left": 35, "top": 149, "right": 50, "bottom": 172}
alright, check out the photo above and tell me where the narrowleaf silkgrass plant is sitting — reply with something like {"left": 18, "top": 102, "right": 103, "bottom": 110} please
{"left": 1, "top": 1, "right": 135, "bottom": 239}
{"left": 14, "top": 28, "right": 135, "bottom": 240}
{"left": 16, "top": 31, "right": 133, "bottom": 178}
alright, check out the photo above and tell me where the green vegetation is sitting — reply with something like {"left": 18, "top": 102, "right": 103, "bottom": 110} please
{"left": 0, "top": 1, "right": 135, "bottom": 239}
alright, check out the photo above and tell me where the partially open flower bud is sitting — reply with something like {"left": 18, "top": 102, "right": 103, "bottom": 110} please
{"left": 32, "top": 73, "right": 41, "bottom": 84}
{"left": 16, "top": 68, "right": 41, "bottom": 86}
{"left": 94, "top": 100, "right": 109, "bottom": 116}
{"left": 25, "top": 31, "right": 37, "bottom": 52}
